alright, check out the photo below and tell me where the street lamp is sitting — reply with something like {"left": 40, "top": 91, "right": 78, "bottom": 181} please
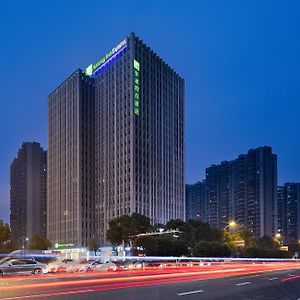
{"left": 274, "top": 233, "right": 282, "bottom": 246}
{"left": 224, "top": 221, "right": 237, "bottom": 230}
{"left": 23, "top": 237, "right": 29, "bottom": 257}
{"left": 229, "top": 221, "right": 237, "bottom": 228}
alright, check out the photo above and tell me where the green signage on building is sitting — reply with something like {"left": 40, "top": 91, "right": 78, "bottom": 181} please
{"left": 85, "top": 39, "right": 127, "bottom": 76}
{"left": 54, "top": 243, "right": 75, "bottom": 249}
{"left": 133, "top": 59, "right": 140, "bottom": 116}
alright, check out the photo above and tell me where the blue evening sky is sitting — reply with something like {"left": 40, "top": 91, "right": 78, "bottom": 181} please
{"left": 1, "top": 1, "right": 300, "bottom": 223}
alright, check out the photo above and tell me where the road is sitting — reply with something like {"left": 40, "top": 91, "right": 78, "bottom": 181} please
{"left": 1, "top": 262, "right": 300, "bottom": 299}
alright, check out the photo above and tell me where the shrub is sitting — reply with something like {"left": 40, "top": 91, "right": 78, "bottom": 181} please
{"left": 193, "top": 241, "right": 231, "bottom": 257}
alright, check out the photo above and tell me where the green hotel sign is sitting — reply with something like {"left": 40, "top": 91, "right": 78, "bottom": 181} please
{"left": 54, "top": 243, "right": 75, "bottom": 249}
{"left": 86, "top": 39, "right": 127, "bottom": 76}
{"left": 133, "top": 59, "right": 140, "bottom": 116}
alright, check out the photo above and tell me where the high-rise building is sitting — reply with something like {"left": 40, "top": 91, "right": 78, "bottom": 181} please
{"left": 206, "top": 146, "right": 277, "bottom": 239}
{"left": 277, "top": 185, "right": 286, "bottom": 242}
{"left": 277, "top": 183, "right": 300, "bottom": 244}
{"left": 185, "top": 181, "right": 207, "bottom": 221}
{"left": 48, "top": 33, "right": 185, "bottom": 246}
{"left": 48, "top": 71, "right": 95, "bottom": 247}
{"left": 10, "top": 142, "right": 47, "bottom": 247}
{"left": 206, "top": 161, "right": 234, "bottom": 229}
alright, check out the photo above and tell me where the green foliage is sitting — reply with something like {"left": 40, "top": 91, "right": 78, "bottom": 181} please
{"left": 239, "top": 230, "right": 255, "bottom": 248}
{"left": 222, "top": 230, "right": 254, "bottom": 255}
{"left": 165, "top": 219, "right": 186, "bottom": 231}
{"left": 256, "top": 235, "right": 280, "bottom": 250}
{"left": 106, "top": 215, "right": 132, "bottom": 245}
{"left": 28, "top": 235, "right": 51, "bottom": 250}
{"left": 152, "top": 223, "right": 166, "bottom": 232}
{"left": 242, "top": 247, "right": 290, "bottom": 258}
{"left": 106, "top": 213, "right": 152, "bottom": 245}
{"left": 0, "top": 220, "right": 14, "bottom": 253}
{"left": 130, "top": 213, "right": 153, "bottom": 235}
{"left": 193, "top": 241, "right": 231, "bottom": 257}
{"left": 223, "top": 231, "right": 238, "bottom": 254}
{"left": 0, "top": 220, "right": 10, "bottom": 245}
{"left": 87, "top": 237, "right": 100, "bottom": 254}
{"left": 107, "top": 214, "right": 282, "bottom": 258}
{"left": 132, "top": 235, "right": 189, "bottom": 257}
{"left": 166, "top": 219, "right": 224, "bottom": 248}
{"left": 156, "top": 236, "right": 189, "bottom": 256}
{"left": 132, "top": 236, "right": 158, "bottom": 256}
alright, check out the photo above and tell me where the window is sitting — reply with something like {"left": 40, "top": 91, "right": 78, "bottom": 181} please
{"left": 25, "top": 260, "right": 37, "bottom": 264}
{"left": 11, "top": 259, "right": 26, "bottom": 265}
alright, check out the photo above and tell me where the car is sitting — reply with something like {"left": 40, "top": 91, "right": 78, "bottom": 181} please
{"left": 0, "top": 257, "right": 15, "bottom": 265}
{"left": 48, "top": 258, "right": 78, "bottom": 273}
{"left": 91, "top": 261, "right": 117, "bottom": 272}
{"left": 125, "top": 261, "right": 149, "bottom": 270}
{"left": 77, "top": 260, "right": 117, "bottom": 272}
{"left": 113, "top": 260, "right": 136, "bottom": 271}
{"left": 0, "top": 258, "right": 48, "bottom": 276}
{"left": 73, "top": 259, "right": 96, "bottom": 272}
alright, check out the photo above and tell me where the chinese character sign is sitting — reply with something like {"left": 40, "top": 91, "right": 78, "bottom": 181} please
{"left": 133, "top": 59, "right": 140, "bottom": 116}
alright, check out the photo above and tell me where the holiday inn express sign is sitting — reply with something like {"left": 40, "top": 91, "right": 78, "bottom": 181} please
{"left": 85, "top": 39, "right": 127, "bottom": 76}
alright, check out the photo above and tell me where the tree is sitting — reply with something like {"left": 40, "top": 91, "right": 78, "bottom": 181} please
{"left": 28, "top": 235, "right": 51, "bottom": 250}
{"left": 88, "top": 237, "right": 100, "bottom": 255}
{"left": 223, "top": 230, "right": 238, "bottom": 254}
{"left": 256, "top": 235, "right": 280, "bottom": 250}
{"left": 165, "top": 219, "right": 186, "bottom": 232}
{"left": 156, "top": 236, "right": 189, "bottom": 256}
{"left": 0, "top": 220, "right": 10, "bottom": 246}
{"left": 152, "top": 223, "right": 166, "bottom": 232}
{"left": 132, "top": 236, "right": 158, "bottom": 256}
{"left": 242, "top": 247, "right": 289, "bottom": 258}
{"left": 0, "top": 220, "right": 13, "bottom": 253}
{"left": 184, "top": 220, "right": 223, "bottom": 245}
{"left": 166, "top": 219, "right": 224, "bottom": 250}
{"left": 239, "top": 230, "right": 255, "bottom": 248}
{"left": 193, "top": 241, "right": 231, "bottom": 257}
{"left": 169, "top": 239, "right": 189, "bottom": 257}
{"left": 106, "top": 213, "right": 152, "bottom": 245}
{"left": 222, "top": 230, "right": 254, "bottom": 253}
{"left": 131, "top": 213, "right": 153, "bottom": 235}
{"left": 106, "top": 215, "right": 132, "bottom": 245}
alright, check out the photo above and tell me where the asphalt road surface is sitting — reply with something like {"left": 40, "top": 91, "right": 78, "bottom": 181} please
{"left": 1, "top": 262, "right": 300, "bottom": 299}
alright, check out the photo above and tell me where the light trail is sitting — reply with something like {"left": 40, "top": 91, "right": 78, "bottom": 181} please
{"left": 0, "top": 268, "right": 247, "bottom": 291}
{"left": 281, "top": 275, "right": 300, "bottom": 282}
{"left": 1, "top": 261, "right": 300, "bottom": 299}
{"left": 2, "top": 267, "right": 300, "bottom": 300}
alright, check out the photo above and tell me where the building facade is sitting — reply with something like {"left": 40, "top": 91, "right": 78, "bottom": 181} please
{"left": 206, "top": 146, "right": 277, "bottom": 239}
{"left": 10, "top": 142, "right": 47, "bottom": 247}
{"left": 185, "top": 181, "right": 207, "bottom": 221}
{"left": 277, "top": 183, "right": 300, "bottom": 244}
{"left": 48, "top": 71, "right": 95, "bottom": 247}
{"left": 206, "top": 161, "right": 234, "bottom": 229}
{"left": 48, "top": 33, "right": 185, "bottom": 246}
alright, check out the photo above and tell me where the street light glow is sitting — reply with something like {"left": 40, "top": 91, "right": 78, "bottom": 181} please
{"left": 229, "top": 221, "right": 237, "bottom": 228}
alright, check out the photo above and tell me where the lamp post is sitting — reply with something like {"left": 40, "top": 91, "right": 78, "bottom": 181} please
{"left": 23, "top": 237, "right": 29, "bottom": 257}
{"left": 274, "top": 233, "right": 281, "bottom": 245}
{"left": 224, "top": 221, "right": 237, "bottom": 232}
